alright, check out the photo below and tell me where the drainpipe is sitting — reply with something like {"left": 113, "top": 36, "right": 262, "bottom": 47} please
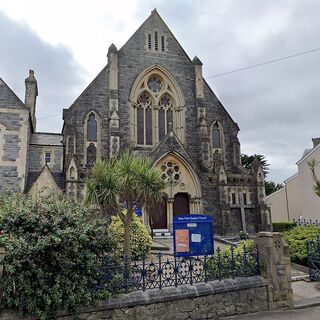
{"left": 284, "top": 182, "right": 290, "bottom": 221}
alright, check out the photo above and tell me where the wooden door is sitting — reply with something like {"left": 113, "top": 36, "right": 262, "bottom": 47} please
{"left": 173, "top": 193, "right": 190, "bottom": 215}
{"left": 149, "top": 197, "right": 167, "bottom": 229}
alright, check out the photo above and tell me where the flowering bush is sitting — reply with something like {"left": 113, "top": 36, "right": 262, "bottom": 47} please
{"left": 108, "top": 211, "right": 152, "bottom": 260}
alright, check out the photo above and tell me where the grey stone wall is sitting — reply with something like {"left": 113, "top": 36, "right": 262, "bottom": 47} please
{"left": 28, "top": 145, "right": 63, "bottom": 173}
{"left": 0, "top": 166, "right": 20, "bottom": 192}
{"left": 0, "top": 276, "right": 268, "bottom": 320}
{"left": 2, "top": 134, "right": 20, "bottom": 161}
{"left": 0, "top": 113, "right": 22, "bottom": 131}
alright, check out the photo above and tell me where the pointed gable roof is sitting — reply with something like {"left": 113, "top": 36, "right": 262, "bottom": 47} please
{"left": 0, "top": 77, "right": 26, "bottom": 109}
{"left": 119, "top": 9, "right": 193, "bottom": 63}
{"left": 149, "top": 129, "right": 197, "bottom": 170}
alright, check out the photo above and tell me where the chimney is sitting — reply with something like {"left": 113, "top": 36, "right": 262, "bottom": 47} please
{"left": 312, "top": 138, "right": 320, "bottom": 148}
{"left": 25, "top": 69, "right": 38, "bottom": 130}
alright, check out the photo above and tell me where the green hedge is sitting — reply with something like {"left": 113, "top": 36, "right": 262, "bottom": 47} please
{"left": 0, "top": 193, "right": 111, "bottom": 319}
{"left": 283, "top": 225, "right": 320, "bottom": 266}
{"left": 272, "top": 221, "right": 297, "bottom": 232}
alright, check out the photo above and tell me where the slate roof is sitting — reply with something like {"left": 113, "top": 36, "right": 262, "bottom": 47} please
{"left": 25, "top": 170, "right": 65, "bottom": 192}
{"left": 0, "top": 78, "right": 26, "bottom": 109}
{"left": 31, "top": 133, "right": 63, "bottom": 146}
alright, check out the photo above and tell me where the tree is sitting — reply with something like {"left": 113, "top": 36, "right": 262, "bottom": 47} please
{"left": 241, "top": 154, "right": 269, "bottom": 176}
{"left": 85, "top": 152, "right": 167, "bottom": 259}
{"left": 265, "top": 181, "right": 283, "bottom": 196}
{"left": 308, "top": 159, "right": 320, "bottom": 197}
{"left": 241, "top": 153, "right": 282, "bottom": 196}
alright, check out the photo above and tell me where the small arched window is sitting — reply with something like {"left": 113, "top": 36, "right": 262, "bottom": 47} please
{"left": 211, "top": 122, "right": 221, "bottom": 148}
{"left": 87, "top": 113, "right": 97, "bottom": 141}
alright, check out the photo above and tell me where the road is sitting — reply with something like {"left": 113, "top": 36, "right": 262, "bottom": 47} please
{"left": 223, "top": 306, "right": 320, "bottom": 319}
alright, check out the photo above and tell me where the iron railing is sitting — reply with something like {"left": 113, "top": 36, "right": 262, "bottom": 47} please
{"left": 293, "top": 218, "right": 320, "bottom": 227}
{"left": 307, "top": 236, "right": 320, "bottom": 281}
{"left": 95, "top": 244, "right": 260, "bottom": 294}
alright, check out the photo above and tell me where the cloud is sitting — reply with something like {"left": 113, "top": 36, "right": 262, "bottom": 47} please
{"left": 0, "top": 11, "right": 87, "bottom": 132}
{"left": 135, "top": 0, "right": 320, "bottom": 183}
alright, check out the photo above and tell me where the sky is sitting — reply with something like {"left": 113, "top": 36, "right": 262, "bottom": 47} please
{"left": 1, "top": 0, "right": 320, "bottom": 184}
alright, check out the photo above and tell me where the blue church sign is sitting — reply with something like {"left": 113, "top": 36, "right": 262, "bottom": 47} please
{"left": 173, "top": 214, "right": 214, "bottom": 257}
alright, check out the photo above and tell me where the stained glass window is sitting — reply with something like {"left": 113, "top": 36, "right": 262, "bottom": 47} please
{"left": 87, "top": 113, "right": 97, "bottom": 141}
{"left": 212, "top": 122, "right": 221, "bottom": 148}
{"left": 145, "top": 107, "right": 152, "bottom": 145}
{"left": 159, "top": 94, "right": 172, "bottom": 108}
{"left": 147, "top": 75, "right": 162, "bottom": 93}
{"left": 158, "top": 108, "right": 165, "bottom": 141}
{"left": 87, "top": 143, "right": 97, "bottom": 165}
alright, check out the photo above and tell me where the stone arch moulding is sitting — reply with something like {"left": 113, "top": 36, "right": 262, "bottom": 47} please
{"left": 83, "top": 110, "right": 102, "bottom": 166}
{"left": 154, "top": 151, "right": 202, "bottom": 214}
{"left": 129, "top": 65, "right": 186, "bottom": 147}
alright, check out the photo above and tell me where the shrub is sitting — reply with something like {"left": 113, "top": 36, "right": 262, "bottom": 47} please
{"left": 0, "top": 193, "right": 111, "bottom": 319}
{"left": 272, "top": 221, "right": 296, "bottom": 232}
{"left": 207, "top": 240, "right": 256, "bottom": 280}
{"left": 283, "top": 225, "right": 320, "bottom": 266}
{"left": 108, "top": 211, "right": 152, "bottom": 260}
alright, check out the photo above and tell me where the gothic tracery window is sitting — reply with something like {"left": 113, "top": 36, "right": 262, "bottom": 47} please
{"left": 135, "top": 73, "right": 180, "bottom": 146}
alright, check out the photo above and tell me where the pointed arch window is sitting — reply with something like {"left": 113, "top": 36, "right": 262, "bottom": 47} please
{"left": 133, "top": 71, "right": 184, "bottom": 147}
{"left": 87, "top": 113, "right": 97, "bottom": 141}
{"left": 84, "top": 111, "right": 101, "bottom": 166}
{"left": 211, "top": 122, "right": 222, "bottom": 148}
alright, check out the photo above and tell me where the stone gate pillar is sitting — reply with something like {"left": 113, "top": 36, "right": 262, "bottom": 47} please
{"left": 256, "top": 232, "right": 293, "bottom": 310}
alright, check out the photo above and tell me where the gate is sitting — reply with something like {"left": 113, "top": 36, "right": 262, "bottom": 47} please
{"left": 308, "top": 236, "right": 320, "bottom": 281}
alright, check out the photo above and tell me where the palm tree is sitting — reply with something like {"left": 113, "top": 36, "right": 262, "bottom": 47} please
{"left": 308, "top": 159, "right": 320, "bottom": 197}
{"left": 85, "top": 152, "right": 167, "bottom": 258}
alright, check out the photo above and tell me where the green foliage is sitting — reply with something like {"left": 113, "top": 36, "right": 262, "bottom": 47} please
{"left": 241, "top": 154, "right": 269, "bottom": 176}
{"left": 308, "top": 159, "right": 320, "bottom": 197}
{"left": 265, "top": 181, "right": 283, "bottom": 196}
{"left": 86, "top": 152, "right": 167, "bottom": 258}
{"left": 108, "top": 211, "right": 152, "bottom": 260}
{"left": 0, "top": 193, "right": 110, "bottom": 319}
{"left": 206, "top": 240, "right": 256, "bottom": 279}
{"left": 283, "top": 225, "right": 320, "bottom": 266}
{"left": 272, "top": 221, "right": 296, "bottom": 232}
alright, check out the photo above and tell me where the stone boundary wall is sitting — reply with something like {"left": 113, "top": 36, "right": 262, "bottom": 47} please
{"left": 1, "top": 276, "right": 267, "bottom": 320}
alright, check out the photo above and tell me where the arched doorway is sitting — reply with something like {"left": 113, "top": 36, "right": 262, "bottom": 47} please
{"left": 149, "top": 196, "right": 168, "bottom": 229}
{"left": 173, "top": 193, "right": 190, "bottom": 215}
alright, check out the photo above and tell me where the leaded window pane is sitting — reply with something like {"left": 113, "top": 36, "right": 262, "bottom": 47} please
{"left": 87, "top": 143, "right": 97, "bottom": 165}
{"left": 212, "top": 123, "right": 221, "bottom": 148}
{"left": 145, "top": 107, "right": 152, "bottom": 145}
{"left": 147, "top": 75, "right": 162, "bottom": 93}
{"left": 158, "top": 108, "right": 165, "bottom": 141}
{"left": 167, "top": 109, "right": 173, "bottom": 132}
{"left": 137, "top": 107, "right": 144, "bottom": 145}
{"left": 87, "top": 113, "right": 97, "bottom": 141}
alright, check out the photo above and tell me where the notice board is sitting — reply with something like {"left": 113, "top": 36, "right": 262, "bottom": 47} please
{"left": 173, "top": 214, "right": 214, "bottom": 257}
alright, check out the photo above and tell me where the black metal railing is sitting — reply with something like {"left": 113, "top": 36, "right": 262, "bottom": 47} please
{"left": 95, "top": 244, "right": 260, "bottom": 294}
{"left": 293, "top": 218, "right": 320, "bottom": 227}
{"left": 308, "top": 236, "right": 320, "bottom": 281}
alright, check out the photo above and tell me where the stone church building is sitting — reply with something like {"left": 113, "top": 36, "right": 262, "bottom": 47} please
{"left": 0, "top": 10, "right": 271, "bottom": 235}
